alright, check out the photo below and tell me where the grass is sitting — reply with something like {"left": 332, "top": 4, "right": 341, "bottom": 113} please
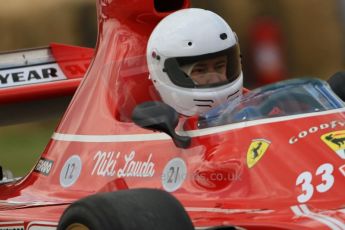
{"left": 0, "top": 119, "right": 59, "bottom": 177}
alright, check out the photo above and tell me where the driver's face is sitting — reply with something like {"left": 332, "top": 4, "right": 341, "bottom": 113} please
{"left": 189, "top": 55, "right": 228, "bottom": 85}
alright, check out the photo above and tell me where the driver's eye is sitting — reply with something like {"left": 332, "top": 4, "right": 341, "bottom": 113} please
{"left": 215, "top": 61, "right": 226, "bottom": 70}
{"left": 215, "top": 64, "right": 225, "bottom": 71}
{"left": 192, "top": 67, "right": 207, "bottom": 75}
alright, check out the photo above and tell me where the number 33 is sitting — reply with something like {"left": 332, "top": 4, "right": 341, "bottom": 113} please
{"left": 296, "top": 163, "right": 334, "bottom": 203}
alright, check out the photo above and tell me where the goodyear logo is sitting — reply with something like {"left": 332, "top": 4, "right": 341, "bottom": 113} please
{"left": 321, "top": 130, "right": 345, "bottom": 159}
{"left": 247, "top": 139, "right": 271, "bottom": 168}
{"left": 0, "top": 63, "right": 66, "bottom": 88}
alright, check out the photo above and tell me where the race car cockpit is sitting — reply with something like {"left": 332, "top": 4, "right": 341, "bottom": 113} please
{"left": 132, "top": 78, "right": 345, "bottom": 148}
{"left": 198, "top": 78, "right": 345, "bottom": 128}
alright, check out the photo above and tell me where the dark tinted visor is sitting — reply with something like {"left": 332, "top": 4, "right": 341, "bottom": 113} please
{"left": 164, "top": 44, "right": 241, "bottom": 88}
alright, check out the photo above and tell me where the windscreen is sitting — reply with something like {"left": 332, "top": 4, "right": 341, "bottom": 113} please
{"left": 198, "top": 78, "right": 345, "bottom": 128}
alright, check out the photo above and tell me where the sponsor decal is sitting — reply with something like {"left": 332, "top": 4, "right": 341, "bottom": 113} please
{"left": 91, "top": 151, "right": 155, "bottom": 178}
{"left": 162, "top": 158, "right": 187, "bottom": 192}
{"left": 63, "top": 62, "right": 90, "bottom": 77}
{"left": 92, "top": 151, "right": 118, "bottom": 177}
{"left": 246, "top": 139, "right": 270, "bottom": 168}
{"left": 289, "top": 120, "right": 345, "bottom": 144}
{"left": 321, "top": 130, "right": 345, "bottom": 159}
{"left": 295, "top": 163, "right": 334, "bottom": 203}
{"left": 0, "top": 63, "right": 66, "bottom": 88}
{"left": 34, "top": 157, "right": 54, "bottom": 176}
{"left": 60, "top": 155, "right": 82, "bottom": 188}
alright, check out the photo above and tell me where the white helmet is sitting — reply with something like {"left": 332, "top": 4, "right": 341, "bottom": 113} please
{"left": 147, "top": 8, "right": 243, "bottom": 116}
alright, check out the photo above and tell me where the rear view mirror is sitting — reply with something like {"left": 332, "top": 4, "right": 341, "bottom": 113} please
{"left": 132, "top": 101, "right": 191, "bottom": 148}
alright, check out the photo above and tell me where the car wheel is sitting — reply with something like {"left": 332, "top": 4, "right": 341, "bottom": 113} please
{"left": 57, "top": 188, "right": 194, "bottom": 230}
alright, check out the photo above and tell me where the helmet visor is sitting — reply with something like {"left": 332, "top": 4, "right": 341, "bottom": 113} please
{"left": 164, "top": 44, "right": 241, "bottom": 88}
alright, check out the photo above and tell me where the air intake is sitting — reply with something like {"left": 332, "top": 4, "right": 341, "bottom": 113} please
{"left": 154, "top": 0, "right": 186, "bottom": 12}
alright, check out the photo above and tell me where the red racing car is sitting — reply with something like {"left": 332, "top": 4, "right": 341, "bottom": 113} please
{"left": 0, "top": 0, "right": 345, "bottom": 229}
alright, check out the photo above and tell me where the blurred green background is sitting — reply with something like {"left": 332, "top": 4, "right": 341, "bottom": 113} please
{"left": 0, "top": 121, "right": 57, "bottom": 176}
{"left": 1, "top": 0, "right": 345, "bottom": 177}
{"left": 0, "top": 0, "right": 96, "bottom": 177}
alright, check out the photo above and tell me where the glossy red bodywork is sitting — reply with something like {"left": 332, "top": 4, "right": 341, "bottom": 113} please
{"left": 1, "top": 1, "right": 345, "bottom": 229}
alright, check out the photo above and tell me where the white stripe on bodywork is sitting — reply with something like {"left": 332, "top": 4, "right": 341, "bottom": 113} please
{"left": 338, "top": 164, "right": 345, "bottom": 177}
{"left": 300, "top": 205, "right": 345, "bottom": 230}
{"left": 290, "top": 205, "right": 304, "bottom": 216}
{"left": 52, "top": 132, "right": 171, "bottom": 143}
{"left": 185, "top": 107, "right": 345, "bottom": 138}
{"left": 291, "top": 205, "right": 340, "bottom": 230}
{"left": 291, "top": 205, "right": 345, "bottom": 230}
{"left": 0, "top": 221, "right": 24, "bottom": 225}
{"left": 52, "top": 108, "right": 345, "bottom": 143}
{"left": 27, "top": 221, "right": 58, "bottom": 230}
{"left": 186, "top": 207, "right": 273, "bottom": 214}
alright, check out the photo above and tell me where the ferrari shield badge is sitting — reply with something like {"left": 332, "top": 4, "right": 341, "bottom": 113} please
{"left": 321, "top": 130, "right": 345, "bottom": 159}
{"left": 247, "top": 139, "right": 271, "bottom": 168}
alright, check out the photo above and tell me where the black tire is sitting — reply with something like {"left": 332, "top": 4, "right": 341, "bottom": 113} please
{"left": 57, "top": 188, "right": 194, "bottom": 230}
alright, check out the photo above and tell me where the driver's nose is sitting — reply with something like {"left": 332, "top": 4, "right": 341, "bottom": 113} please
{"left": 205, "top": 72, "right": 227, "bottom": 84}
